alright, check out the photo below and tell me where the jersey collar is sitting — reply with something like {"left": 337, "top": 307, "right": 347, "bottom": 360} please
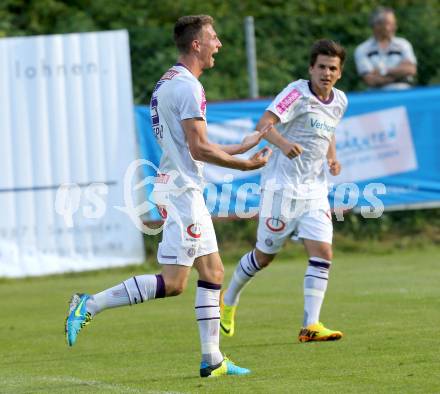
{"left": 175, "top": 62, "right": 195, "bottom": 77}
{"left": 308, "top": 81, "right": 334, "bottom": 105}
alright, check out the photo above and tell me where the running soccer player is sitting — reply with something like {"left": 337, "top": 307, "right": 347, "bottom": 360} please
{"left": 221, "top": 39, "right": 347, "bottom": 343}
{"left": 65, "top": 15, "right": 271, "bottom": 378}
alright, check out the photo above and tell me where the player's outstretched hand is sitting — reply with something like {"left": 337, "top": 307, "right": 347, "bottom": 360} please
{"left": 239, "top": 123, "right": 272, "bottom": 153}
{"left": 281, "top": 141, "right": 303, "bottom": 159}
{"left": 328, "top": 159, "right": 341, "bottom": 176}
{"left": 245, "top": 147, "right": 272, "bottom": 170}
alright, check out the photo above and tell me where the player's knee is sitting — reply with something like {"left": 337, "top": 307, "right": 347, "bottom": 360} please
{"left": 166, "top": 284, "right": 185, "bottom": 297}
{"left": 322, "top": 248, "right": 333, "bottom": 261}
{"left": 164, "top": 279, "right": 187, "bottom": 297}
{"left": 257, "top": 257, "right": 272, "bottom": 268}
{"left": 213, "top": 265, "right": 224, "bottom": 283}
{"left": 255, "top": 249, "right": 275, "bottom": 268}
{"left": 203, "top": 265, "right": 224, "bottom": 284}
{"left": 315, "top": 247, "right": 333, "bottom": 262}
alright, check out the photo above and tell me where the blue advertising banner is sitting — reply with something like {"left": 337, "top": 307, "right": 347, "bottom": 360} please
{"left": 135, "top": 86, "right": 440, "bottom": 221}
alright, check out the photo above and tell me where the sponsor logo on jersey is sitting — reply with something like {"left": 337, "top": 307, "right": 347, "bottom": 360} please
{"left": 200, "top": 88, "right": 207, "bottom": 117}
{"left": 187, "top": 223, "right": 202, "bottom": 238}
{"left": 265, "top": 217, "right": 286, "bottom": 232}
{"left": 276, "top": 88, "right": 301, "bottom": 114}
{"left": 310, "top": 118, "right": 336, "bottom": 133}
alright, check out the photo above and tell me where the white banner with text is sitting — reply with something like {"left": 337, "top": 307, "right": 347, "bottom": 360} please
{"left": 0, "top": 30, "right": 144, "bottom": 277}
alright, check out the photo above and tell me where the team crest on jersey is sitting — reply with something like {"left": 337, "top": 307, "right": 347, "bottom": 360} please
{"left": 265, "top": 217, "right": 286, "bottom": 232}
{"left": 187, "top": 223, "right": 202, "bottom": 238}
{"left": 187, "top": 247, "right": 196, "bottom": 257}
{"left": 333, "top": 106, "right": 342, "bottom": 117}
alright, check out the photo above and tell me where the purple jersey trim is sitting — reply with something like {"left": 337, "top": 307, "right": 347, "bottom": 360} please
{"left": 305, "top": 274, "right": 329, "bottom": 281}
{"left": 308, "top": 81, "right": 334, "bottom": 104}
{"left": 175, "top": 62, "right": 192, "bottom": 73}
{"left": 309, "top": 259, "right": 331, "bottom": 269}
{"left": 197, "top": 280, "right": 221, "bottom": 290}
{"left": 239, "top": 261, "right": 254, "bottom": 278}
{"left": 195, "top": 305, "right": 218, "bottom": 309}
{"left": 155, "top": 274, "right": 166, "bottom": 298}
{"left": 249, "top": 250, "right": 260, "bottom": 271}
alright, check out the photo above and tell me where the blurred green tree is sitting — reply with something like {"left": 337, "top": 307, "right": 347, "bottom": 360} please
{"left": 0, "top": 0, "right": 439, "bottom": 102}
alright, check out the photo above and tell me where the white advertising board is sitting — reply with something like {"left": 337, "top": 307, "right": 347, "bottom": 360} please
{"left": 332, "top": 106, "right": 417, "bottom": 184}
{"left": 0, "top": 31, "right": 144, "bottom": 277}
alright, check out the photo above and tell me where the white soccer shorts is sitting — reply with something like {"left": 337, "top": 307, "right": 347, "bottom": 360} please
{"left": 256, "top": 190, "right": 333, "bottom": 254}
{"left": 152, "top": 188, "right": 218, "bottom": 266}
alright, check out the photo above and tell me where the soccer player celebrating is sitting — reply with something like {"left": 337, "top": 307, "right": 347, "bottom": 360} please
{"left": 221, "top": 39, "right": 347, "bottom": 343}
{"left": 65, "top": 15, "right": 271, "bottom": 377}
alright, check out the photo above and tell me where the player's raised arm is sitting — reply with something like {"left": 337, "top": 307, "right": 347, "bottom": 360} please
{"left": 182, "top": 118, "right": 271, "bottom": 170}
{"left": 256, "top": 110, "right": 303, "bottom": 159}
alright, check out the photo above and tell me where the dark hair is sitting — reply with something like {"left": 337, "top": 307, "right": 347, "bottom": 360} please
{"left": 369, "top": 6, "right": 395, "bottom": 27}
{"left": 309, "top": 39, "right": 346, "bottom": 67}
{"left": 174, "top": 15, "right": 214, "bottom": 54}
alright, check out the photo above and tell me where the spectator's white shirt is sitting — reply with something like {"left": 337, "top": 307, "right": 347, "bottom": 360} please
{"left": 150, "top": 64, "right": 207, "bottom": 191}
{"left": 355, "top": 36, "right": 417, "bottom": 90}
{"left": 262, "top": 79, "right": 348, "bottom": 199}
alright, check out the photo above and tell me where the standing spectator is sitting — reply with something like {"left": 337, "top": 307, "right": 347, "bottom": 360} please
{"left": 355, "top": 7, "right": 417, "bottom": 90}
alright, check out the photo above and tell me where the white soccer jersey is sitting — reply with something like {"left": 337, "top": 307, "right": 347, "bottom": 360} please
{"left": 261, "top": 79, "right": 348, "bottom": 199}
{"left": 150, "top": 63, "right": 207, "bottom": 191}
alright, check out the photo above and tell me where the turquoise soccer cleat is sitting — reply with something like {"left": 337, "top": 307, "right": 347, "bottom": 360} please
{"left": 200, "top": 357, "right": 251, "bottom": 378}
{"left": 65, "top": 293, "right": 93, "bottom": 347}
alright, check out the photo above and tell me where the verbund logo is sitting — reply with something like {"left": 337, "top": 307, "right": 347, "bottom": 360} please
{"left": 14, "top": 60, "right": 105, "bottom": 79}
{"left": 310, "top": 117, "right": 336, "bottom": 133}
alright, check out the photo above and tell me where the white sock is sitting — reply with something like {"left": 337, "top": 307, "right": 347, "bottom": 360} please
{"left": 86, "top": 274, "right": 166, "bottom": 317}
{"left": 224, "top": 250, "right": 261, "bottom": 306}
{"left": 195, "top": 280, "right": 223, "bottom": 366}
{"left": 303, "top": 257, "right": 331, "bottom": 326}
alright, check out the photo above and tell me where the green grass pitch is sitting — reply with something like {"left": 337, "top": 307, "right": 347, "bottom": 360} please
{"left": 1, "top": 248, "right": 439, "bottom": 393}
